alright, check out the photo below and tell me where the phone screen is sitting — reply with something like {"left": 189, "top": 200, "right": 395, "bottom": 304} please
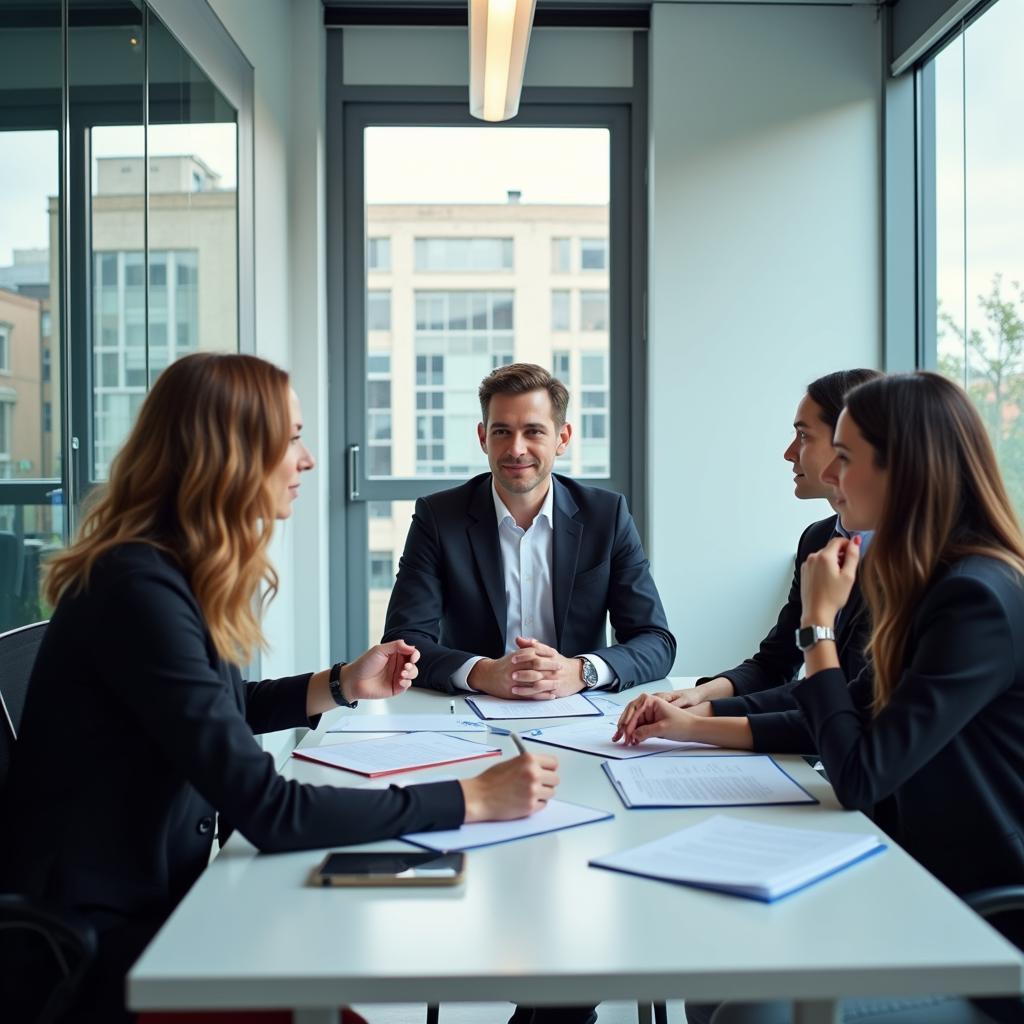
{"left": 317, "top": 851, "right": 464, "bottom": 881}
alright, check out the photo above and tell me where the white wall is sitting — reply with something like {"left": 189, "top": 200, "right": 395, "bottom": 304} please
{"left": 207, "top": 0, "right": 330, "bottom": 758}
{"left": 649, "top": 2, "right": 883, "bottom": 673}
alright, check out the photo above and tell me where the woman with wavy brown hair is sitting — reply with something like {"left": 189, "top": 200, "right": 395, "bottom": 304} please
{"left": 0, "top": 353, "right": 558, "bottom": 1024}
{"left": 617, "top": 372, "right": 1024, "bottom": 1023}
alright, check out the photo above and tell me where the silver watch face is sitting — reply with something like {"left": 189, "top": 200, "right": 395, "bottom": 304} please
{"left": 581, "top": 658, "right": 599, "bottom": 687}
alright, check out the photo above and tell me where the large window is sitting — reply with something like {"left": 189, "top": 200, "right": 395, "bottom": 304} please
{"left": 340, "top": 115, "right": 631, "bottom": 647}
{"left": 926, "top": 0, "right": 1024, "bottom": 513}
{"left": 0, "top": 0, "right": 251, "bottom": 633}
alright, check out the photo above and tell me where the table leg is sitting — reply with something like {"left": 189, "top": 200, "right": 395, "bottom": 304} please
{"left": 793, "top": 1001, "right": 841, "bottom": 1024}
{"left": 294, "top": 1009, "right": 337, "bottom": 1024}
{"left": 637, "top": 1002, "right": 653, "bottom": 1024}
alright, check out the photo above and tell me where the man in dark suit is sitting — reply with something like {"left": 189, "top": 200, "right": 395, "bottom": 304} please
{"left": 384, "top": 361, "right": 676, "bottom": 700}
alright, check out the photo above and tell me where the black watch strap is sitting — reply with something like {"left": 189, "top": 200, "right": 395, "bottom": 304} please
{"left": 329, "top": 662, "right": 358, "bottom": 708}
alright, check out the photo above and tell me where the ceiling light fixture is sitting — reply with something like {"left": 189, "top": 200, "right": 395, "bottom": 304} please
{"left": 469, "top": 0, "right": 537, "bottom": 123}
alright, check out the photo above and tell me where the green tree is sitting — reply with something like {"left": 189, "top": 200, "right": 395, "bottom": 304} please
{"left": 938, "top": 274, "right": 1024, "bottom": 513}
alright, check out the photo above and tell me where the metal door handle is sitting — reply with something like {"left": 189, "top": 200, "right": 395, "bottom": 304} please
{"left": 348, "top": 444, "right": 360, "bottom": 501}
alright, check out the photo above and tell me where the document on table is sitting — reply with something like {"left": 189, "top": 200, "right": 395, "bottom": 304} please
{"left": 602, "top": 754, "right": 817, "bottom": 808}
{"left": 327, "top": 714, "right": 488, "bottom": 734}
{"left": 465, "top": 692, "right": 603, "bottom": 721}
{"left": 292, "top": 733, "right": 500, "bottom": 778}
{"left": 522, "top": 717, "right": 714, "bottom": 760}
{"left": 402, "top": 799, "right": 613, "bottom": 852}
{"left": 590, "top": 814, "right": 885, "bottom": 902}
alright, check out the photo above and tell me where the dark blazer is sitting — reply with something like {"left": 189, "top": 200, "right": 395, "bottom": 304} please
{"left": 382, "top": 473, "right": 676, "bottom": 693}
{"left": 0, "top": 543, "right": 463, "bottom": 1003}
{"left": 703, "top": 514, "right": 870, "bottom": 703}
{"left": 754, "top": 555, "right": 1024, "bottom": 899}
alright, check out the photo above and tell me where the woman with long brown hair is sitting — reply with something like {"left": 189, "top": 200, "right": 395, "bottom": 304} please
{"left": 0, "top": 353, "right": 558, "bottom": 1023}
{"left": 616, "top": 372, "right": 1024, "bottom": 1023}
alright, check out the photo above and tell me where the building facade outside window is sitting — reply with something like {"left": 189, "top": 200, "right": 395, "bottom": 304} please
{"left": 414, "top": 290, "right": 514, "bottom": 474}
{"left": 91, "top": 248, "right": 200, "bottom": 479}
{"left": 580, "top": 351, "right": 609, "bottom": 474}
{"left": 367, "top": 353, "right": 392, "bottom": 478}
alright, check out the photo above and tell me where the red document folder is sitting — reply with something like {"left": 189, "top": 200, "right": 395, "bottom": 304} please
{"left": 291, "top": 733, "right": 501, "bottom": 778}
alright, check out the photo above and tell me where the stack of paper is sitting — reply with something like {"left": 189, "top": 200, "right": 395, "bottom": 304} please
{"left": 602, "top": 755, "right": 817, "bottom": 808}
{"left": 465, "top": 692, "right": 603, "bottom": 721}
{"left": 292, "top": 733, "right": 500, "bottom": 778}
{"left": 327, "top": 714, "right": 487, "bottom": 734}
{"left": 403, "top": 799, "right": 613, "bottom": 851}
{"left": 590, "top": 815, "right": 885, "bottom": 902}
{"left": 522, "top": 718, "right": 714, "bottom": 759}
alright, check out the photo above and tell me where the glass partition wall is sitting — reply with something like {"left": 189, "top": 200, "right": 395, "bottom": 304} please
{"left": 0, "top": 0, "right": 249, "bottom": 631}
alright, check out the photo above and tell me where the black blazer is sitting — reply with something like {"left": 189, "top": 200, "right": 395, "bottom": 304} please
{"left": 382, "top": 473, "right": 677, "bottom": 693}
{"left": 703, "top": 514, "right": 870, "bottom": 703}
{"left": 757, "top": 555, "right": 1024, "bottom": 898}
{"left": 0, "top": 544, "right": 463, "bottom": 961}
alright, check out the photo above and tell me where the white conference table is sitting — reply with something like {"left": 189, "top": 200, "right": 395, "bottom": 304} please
{"left": 129, "top": 678, "right": 1024, "bottom": 1024}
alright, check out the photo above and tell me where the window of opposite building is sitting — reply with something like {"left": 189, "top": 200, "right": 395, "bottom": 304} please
{"left": 580, "top": 238, "right": 608, "bottom": 271}
{"left": 580, "top": 290, "right": 609, "bottom": 331}
{"left": 367, "top": 290, "right": 391, "bottom": 331}
{"left": 91, "top": 248, "right": 200, "bottom": 480}
{"left": 920, "top": 0, "right": 1024, "bottom": 517}
{"left": 0, "top": 323, "right": 10, "bottom": 373}
{"left": 369, "top": 550, "right": 394, "bottom": 590}
{"left": 0, "top": 400, "right": 11, "bottom": 466}
{"left": 551, "top": 237, "right": 571, "bottom": 273}
{"left": 551, "top": 290, "right": 571, "bottom": 331}
{"left": 415, "top": 238, "right": 514, "bottom": 273}
{"left": 413, "top": 291, "right": 514, "bottom": 475}
{"left": 368, "top": 237, "right": 391, "bottom": 271}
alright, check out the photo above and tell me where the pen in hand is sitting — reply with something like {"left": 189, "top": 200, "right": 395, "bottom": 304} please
{"left": 508, "top": 730, "right": 528, "bottom": 756}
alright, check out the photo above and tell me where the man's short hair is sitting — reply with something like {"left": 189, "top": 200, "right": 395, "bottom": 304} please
{"left": 478, "top": 362, "right": 570, "bottom": 426}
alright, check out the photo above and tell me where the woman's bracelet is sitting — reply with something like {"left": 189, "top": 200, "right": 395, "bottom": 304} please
{"left": 328, "top": 661, "right": 358, "bottom": 708}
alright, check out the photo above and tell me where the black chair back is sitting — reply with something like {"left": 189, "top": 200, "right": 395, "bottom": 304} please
{"left": 0, "top": 621, "right": 47, "bottom": 792}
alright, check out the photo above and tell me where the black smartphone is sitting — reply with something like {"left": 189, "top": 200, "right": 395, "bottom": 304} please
{"left": 308, "top": 850, "right": 466, "bottom": 887}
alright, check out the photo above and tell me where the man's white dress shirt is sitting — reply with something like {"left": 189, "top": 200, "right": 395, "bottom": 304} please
{"left": 451, "top": 478, "right": 615, "bottom": 691}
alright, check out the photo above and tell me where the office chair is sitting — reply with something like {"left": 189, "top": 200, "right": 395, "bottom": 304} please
{"left": 0, "top": 620, "right": 99, "bottom": 1024}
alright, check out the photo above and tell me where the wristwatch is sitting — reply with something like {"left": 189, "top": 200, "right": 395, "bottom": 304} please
{"left": 795, "top": 625, "right": 836, "bottom": 652}
{"left": 328, "top": 661, "right": 358, "bottom": 708}
{"left": 579, "top": 656, "right": 599, "bottom": 689}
